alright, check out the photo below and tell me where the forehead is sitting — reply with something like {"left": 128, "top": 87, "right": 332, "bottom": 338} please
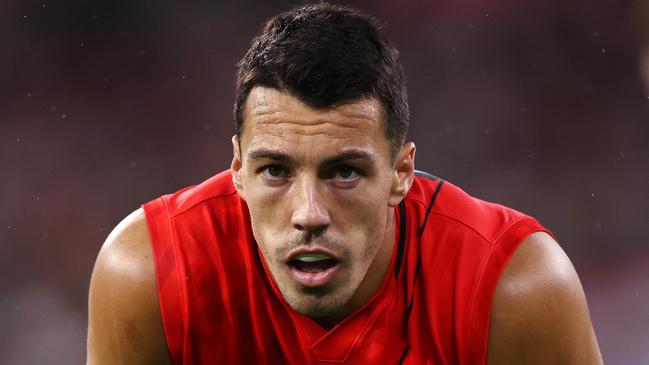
{"left": 240, "top": 87, "right": 389, "bottom": 157}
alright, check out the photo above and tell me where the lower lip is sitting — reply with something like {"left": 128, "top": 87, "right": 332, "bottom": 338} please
{"left": 287, "top": 263, "right": 340, "bottom": 287}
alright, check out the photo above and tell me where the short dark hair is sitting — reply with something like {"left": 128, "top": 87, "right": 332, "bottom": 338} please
{"left": 234, "top": 2, "right": 409, "bottom": 156}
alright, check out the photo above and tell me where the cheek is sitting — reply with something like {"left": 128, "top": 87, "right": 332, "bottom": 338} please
{"left": 243, "top": 174, "right": 289, "bottom": 222}
{"left": 337, "top": 178, "right": 390, "bottom": 220}
{"left": 335, "top": 191, "right": 389, "bottom": 252}
{"left": 245, "top": 190, "right": 287, "bottom": 250}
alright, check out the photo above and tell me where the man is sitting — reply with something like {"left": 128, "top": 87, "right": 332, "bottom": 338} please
{"left": 87, "top": 3, "right": 602, "bottom": 364}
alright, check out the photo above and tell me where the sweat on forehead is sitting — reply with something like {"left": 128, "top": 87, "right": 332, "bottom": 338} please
{"left": 244, "top": 88, "right": 383, "bottom": 129}
{"left": 238, "top": 87, "right": 390, "bottom": 156}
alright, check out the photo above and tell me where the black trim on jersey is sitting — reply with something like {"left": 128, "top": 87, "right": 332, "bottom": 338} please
{"left": 252, "top": 239, "right": 268, "bottom": 274}
{"left": 418, "top": 180, "right": 444, "bottom": 237}
{"left": 406, "top": 179, "right": 445, "bottom": 321}
{"left": 414, "top": 170, "right": 440, "bottom": 181}
{"left": 394, "top": 201, "right": 407, "bottom": 279}
{"left": 397, "top": 344, "right": 409, "bottom": 365}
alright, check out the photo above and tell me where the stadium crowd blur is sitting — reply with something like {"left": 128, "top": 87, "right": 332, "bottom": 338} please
{"left": 2, "top": 1, "right": 648, "bottom": 364}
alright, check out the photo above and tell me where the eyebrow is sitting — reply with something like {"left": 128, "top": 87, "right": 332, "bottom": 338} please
{"left": 247, "top": 148, "right": 375, "bottom": 166}
{"left": 321, "top": 150, "right": 375, "bottom": 166}
{"left": 248, "top": 149, "right": 296, "bottom": 164}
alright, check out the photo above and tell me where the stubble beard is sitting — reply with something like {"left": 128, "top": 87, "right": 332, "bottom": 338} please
{"left": 278, "top": 282, "right": 355, "bottom": 320}
{"left": 278, "top": 255, "right": 364, "bottom": 321}
{"left": 264, "top": 231, "right": 360, "bottom": 321}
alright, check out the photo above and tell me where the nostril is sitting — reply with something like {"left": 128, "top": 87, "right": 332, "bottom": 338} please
{"left": 292, "top": 222, "right": 327, "bottom": 236}
{"left": 291, "top": 208, "right": 331, "bottom": 232}
{"left": 293, "top": 220, "right": 328, "bottom": 233}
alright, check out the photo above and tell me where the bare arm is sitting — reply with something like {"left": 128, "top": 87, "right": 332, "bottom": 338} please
{"left": 487, "top": 232, "right": 603, "bottom": 365}
{"left": 87, "top": 208, "right": 172, "bottom": 365}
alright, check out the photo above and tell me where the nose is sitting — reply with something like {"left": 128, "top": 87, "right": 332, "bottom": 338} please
{"left": 290, "top": 176, "right": 331, "bottom": 234}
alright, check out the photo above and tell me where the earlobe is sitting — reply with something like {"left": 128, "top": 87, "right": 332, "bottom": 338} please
{"left": 230, "top": 136, "right": 245, "bottom": 198}
{"left": 388, "top": 142, "right": 416, "bottom": 207}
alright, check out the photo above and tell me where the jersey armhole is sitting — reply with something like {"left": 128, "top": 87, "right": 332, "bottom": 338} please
{"left": 142, "top": 197, "right": 184, "bottom": 365}
{"left": 465, "top": 217, "right": 554, "bottom": 364}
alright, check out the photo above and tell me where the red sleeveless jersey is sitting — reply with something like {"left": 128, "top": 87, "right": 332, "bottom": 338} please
{"left": 143, "top": 170, "right": 550, "bottom": 365}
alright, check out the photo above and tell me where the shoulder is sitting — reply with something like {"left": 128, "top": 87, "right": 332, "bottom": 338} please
{"left": 96, "top": 208, "right": 152, "bottom": 268}
{"left": 408, "top": 174, "right": 536, "bottom": 243}
{"left": 90, "top": 208, "right": 153, "bottom": 290}
{"left": 487, "top": 232, "right": 603, "bottom": 365}
{"left": 161, "top": 170, "right": 238, "bottom": 216}
{"left": 87, "top": 208, "right": 171, "bottom": 365}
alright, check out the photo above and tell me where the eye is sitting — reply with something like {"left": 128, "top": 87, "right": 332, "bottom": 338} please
{"left": 334, "top": 166, "right": 359, "bottom": 181}
{"left": 260, "top": 164, "right": 288, "bottom": 180}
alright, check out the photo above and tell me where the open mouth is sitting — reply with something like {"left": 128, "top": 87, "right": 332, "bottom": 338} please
{"left": 287, "top": 253, "right": 340, "bottom": 287}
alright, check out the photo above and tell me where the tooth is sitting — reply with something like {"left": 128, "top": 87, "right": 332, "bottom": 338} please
{"left": 294, "top": 253, "right": 331, "bottom": 262}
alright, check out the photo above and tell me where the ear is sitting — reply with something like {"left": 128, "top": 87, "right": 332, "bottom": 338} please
{"left": 388, "top": 142, "right": 416, "bottom": 207}
{"left": 230, "top": 135, "right": 245, "bottom": 200}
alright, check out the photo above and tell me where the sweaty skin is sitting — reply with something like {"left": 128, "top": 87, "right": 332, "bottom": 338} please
{"left": 87, "top": 208, "right": 172, "bottom": 365}
{"left": 230, "top": 87, "right": 414, "bottom": 325}
{"left": 86, "top": 87, "right": 603, "bottom": 364}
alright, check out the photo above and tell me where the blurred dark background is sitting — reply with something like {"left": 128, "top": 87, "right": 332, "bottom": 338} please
{"left": 2, "top": 0, "right": 648, "bottom": 364}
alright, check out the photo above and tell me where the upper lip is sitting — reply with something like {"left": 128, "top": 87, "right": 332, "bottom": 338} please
{"left": 286, "top": 246, "right": 340, "bottom": 263}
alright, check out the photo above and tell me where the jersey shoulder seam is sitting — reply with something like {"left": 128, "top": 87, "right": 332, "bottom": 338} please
{"left": 169, "top": 189, "right": 239, "bottom": 219}
{"left": 406, "top": 195, "right": 492, "bottom": 245}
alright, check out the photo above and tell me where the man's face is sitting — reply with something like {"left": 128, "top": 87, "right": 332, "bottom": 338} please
{"left": 232, "top": 87, "right": 413, "bottom": 323}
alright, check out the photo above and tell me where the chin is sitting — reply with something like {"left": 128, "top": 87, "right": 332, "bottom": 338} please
{"left": 280, "top": 283, "right": 353, "bottom": 320}
{"left": 291, "top": 297, "right": 346, "bottom": 320}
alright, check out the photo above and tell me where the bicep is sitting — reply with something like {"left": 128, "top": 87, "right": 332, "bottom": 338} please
{"left": 87, "top": 209, "right": 172, "bottom": 365}
{"left": 486, "top": 232, "right": 602, "bottom": 365}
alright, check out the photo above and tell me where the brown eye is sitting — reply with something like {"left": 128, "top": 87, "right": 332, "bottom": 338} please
{"left": 261, "top": 165, "right": 288, "bottom": 180}
{"left": 335, "top": 166, "right": 358, "bottom": 180}
{"left": 267, "top": 166, "right": 283, "bottom": 177}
